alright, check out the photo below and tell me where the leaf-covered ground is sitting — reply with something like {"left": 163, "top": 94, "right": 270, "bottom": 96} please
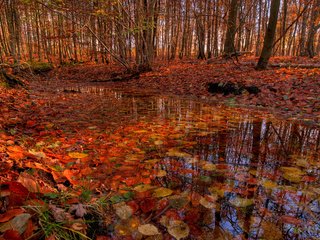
{"left": 50, "top": 57, "right": 320, "bottom": 123}
{"left": 0, "top": 58, "right": 320, "bottom": 239}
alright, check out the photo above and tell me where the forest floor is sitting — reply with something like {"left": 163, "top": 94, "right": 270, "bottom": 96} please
{"left": 0, "top": 56, "right": 320, "bottom": 239}
{"left": 50, "top": 56, "right": 320, "bottom": 123}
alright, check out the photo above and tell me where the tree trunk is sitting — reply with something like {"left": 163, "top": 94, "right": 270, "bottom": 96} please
{"left": 135, "top": 0, "right": 157, "bottom": 71}
{"left": 224, "top": 0, "right": 239, "bottom": 54}
{"left": 256, "top": 0, "right": 280, "bottom": 70}
{"left": 306, "top": 0, "right": 320, "bottom": 58}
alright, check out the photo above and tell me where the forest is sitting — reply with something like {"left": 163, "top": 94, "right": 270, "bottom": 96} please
{"left": 0, "top": 0, "right": 319, "bottom": 69}
{"left": 0, "top": 0, "right": 320, "bottom": 240}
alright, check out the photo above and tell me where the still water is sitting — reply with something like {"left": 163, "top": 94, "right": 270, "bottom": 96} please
{"left": 39, "top": 85, "right": 320, "bottom": 239}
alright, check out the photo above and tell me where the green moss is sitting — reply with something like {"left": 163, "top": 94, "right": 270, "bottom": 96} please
{"left": 29, "top": 62, "right": 54, "bottom": 73}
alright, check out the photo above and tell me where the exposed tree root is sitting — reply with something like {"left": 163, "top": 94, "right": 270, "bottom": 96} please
{"left": 0, "top": 70, "right": 26, "bottom": 88}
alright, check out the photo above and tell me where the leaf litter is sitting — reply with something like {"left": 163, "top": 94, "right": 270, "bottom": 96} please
{"left": 0, "top": 60, "right": 320, "bottom": 239}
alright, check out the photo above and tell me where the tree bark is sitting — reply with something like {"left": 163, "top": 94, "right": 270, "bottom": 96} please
{"left": 224, "top": 0, "right": 239, "bottom": 55}
{"left": 256, "top": 0, "right": 280, "bottom": 70}
{"left": 306, "top": 0, "right": 320, "bottom": 58}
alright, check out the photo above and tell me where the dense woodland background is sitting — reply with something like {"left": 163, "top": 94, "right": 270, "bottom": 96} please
{"left": 0, "top": 0, "right": 319, "bottom": 70}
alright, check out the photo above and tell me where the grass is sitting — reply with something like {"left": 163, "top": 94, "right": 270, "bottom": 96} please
{"left": 26, "top": 204, "right": 92, "bottom": 240}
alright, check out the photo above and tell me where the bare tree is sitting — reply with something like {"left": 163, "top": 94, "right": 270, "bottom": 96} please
{"left": 256, "top": 0, "right": 280, "bottom": 70}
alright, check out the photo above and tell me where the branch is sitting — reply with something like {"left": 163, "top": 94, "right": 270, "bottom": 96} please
{"left": 272, "top": 0, "right": 312, "bottom": 48}
{"left": 34, "top": 0, "right": 131, "bottom": 70}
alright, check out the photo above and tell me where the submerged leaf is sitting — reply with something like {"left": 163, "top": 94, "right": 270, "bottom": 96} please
{"left": 155, "top": 170, "right": 167, "bottom": 177}
{"left": 229, "top": 197, "right": 254, "bottom": 208}
{"left": 261, "top": 221, "right": 282, "bottom": 240}
{"left": 167, "top": 220, "right": 190, "bottom": 240}
{"left": 138, "top": 224, "right": 160, "bottom": 236}
{"left": 154, "top": 140, "right": 163, "bottom": 145}
{"left": 114, "top": 224, "right": 131, "bottom": 236}
{"left": 201, "top": 162, "right": 216, "bottom": 171}
{"left": 133, "top": 184, "right": 155, "bottom": 193}
{"left": 153, "top": 187, "right": 173, "bottom": 198}
{"left": 169, "top": 195, "right": 189, "bottom": 209}
{"left": 167, "top": 149, "right": 191, "bottom": 158}
{"left": 280, "top": 167, "right": 304, "bottom": 183}
{"left": 114, "top": 203, "right": 133, "bottom": 220}
{"left": 199, "top": 195, "right": 217, "bottom": 209}
{"left": 262, "top": 179, "right": 278, "bottom": 190}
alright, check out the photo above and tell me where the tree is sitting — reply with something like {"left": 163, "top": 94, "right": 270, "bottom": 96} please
{"left": 224, "top": 0, "right": 239, "bottom": 55}
{"left": 134, "top": 0, "right": 159, "bottom": 72}
{"left": 256, "top": 0, "right": 280, "bottom": 70}
{"left": 306, "top": 0, "right": 320, "bottom": 58}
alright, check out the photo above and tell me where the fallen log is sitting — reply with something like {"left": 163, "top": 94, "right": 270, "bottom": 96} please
{"left": 241, "top": 62, "right": 320, "bottom": 69}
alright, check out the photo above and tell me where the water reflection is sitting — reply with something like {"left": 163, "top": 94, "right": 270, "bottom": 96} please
{"left": 57, "top": 86, "right": 319, "bottom": 239}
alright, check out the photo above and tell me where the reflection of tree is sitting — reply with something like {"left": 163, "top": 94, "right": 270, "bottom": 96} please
{"left": 122, "top": 95, "right": 320, "bottom": 238}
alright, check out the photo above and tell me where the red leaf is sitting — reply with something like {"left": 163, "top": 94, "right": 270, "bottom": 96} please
{"left": 165, "top": 209, "right": 181, "bottom": 220}
{"left": 184, "top": 209, "right": 200, "bottom": 223}
{"left": 1, "top": 182, "right": 36, "bottom": 207}
{"left": 22, "top": 219, "right": 34, "bottom": 239}
{"left": 3, "top": 230, "right": 23, "bottom": 240}
{"left": 0, "top": 208, "right": 25, "bottom": 223}
{"left": 140, "top": 198, "right": 156, "bottom": 213}
{"left": 127, "top": 200, "right": 139, "bottom": 213}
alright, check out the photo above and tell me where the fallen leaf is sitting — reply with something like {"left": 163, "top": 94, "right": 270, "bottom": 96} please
{"left": 133, "top": 184, "right": 155, "bottom": 193}
{"left": 138, "top": 224, "right": 159, "bottom": 236}
{"left": 140, "top": 198, "right": 156, "bottom": 213}
{"left": 68, "top": 152, "right": 89, "bottom": 159}
{"left": 229, "top": 197, "right": 254, "bottom": 208}
{"left": 153, "top": 187, "right": 173, "bottom": 198}
{"left": 167, "top": 220, "right": 190, "bottom": 240}
{"left": 167, "top": 148, "right": 191, "bottom": 158}
{"left": 0, "top": 209, "right": 24, "bottom": 223}
{"left": 280, "top": 167, "right": 304, "bottom": 183}
{"left": 69, "top": 204, "right": 87, "bottom": 218}
{"left": 114, "top": 203, "right": 133, "bottom": 220}
{"left": 155, "top": 170, "right": 167, "bottom": 177}
{"left": 0, "top": 213, "right": 31, "bottom": 234}
{"left": 201, "top": 162, "right": 216, "bottom": 171}
{"left": 3, "top": 229, "right": 22, "bottom": 240}
{"left": 28, "top": 150, "right": 46, "bottom": 159}
{"left": 199, "top": 195, "right": 217, "bottom": 209}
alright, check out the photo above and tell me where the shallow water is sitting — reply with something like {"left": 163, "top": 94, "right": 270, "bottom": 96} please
{"left": 32, "top": 84, "right": 320, "bottom": 239}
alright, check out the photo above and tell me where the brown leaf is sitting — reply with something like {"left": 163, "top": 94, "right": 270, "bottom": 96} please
{"left": 69, "top": 204, "right": 87, "bottom": 218}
